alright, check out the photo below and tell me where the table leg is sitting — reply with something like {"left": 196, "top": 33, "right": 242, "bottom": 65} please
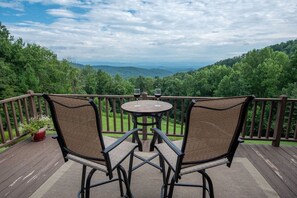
{"left": 155, "top": 113, "right": 165, "bottom": 175}
{"left": 156, "top": 113, "right": 163, "bottom": 143}
{"left": 132, "top": 114, "right": 142, "bottom": 151}
{"left": 132, "top": 115, "right": 137, "bottom": 143}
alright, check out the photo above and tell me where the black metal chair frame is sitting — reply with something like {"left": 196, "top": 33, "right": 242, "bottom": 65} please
{"left": 150, "top": 96, "right": 254, "bottom": 198}
{"left": 44, "top": 94, "right": 142, "bottom": 198}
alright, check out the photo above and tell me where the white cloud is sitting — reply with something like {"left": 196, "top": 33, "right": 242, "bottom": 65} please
{"left": 27, "top": 0, "right": 81, "bottom": 6}
{"left": 46, "top": 8, "right": 76, "bottom": 18}
{"left": 5, "top": 0, "right": 297, "bottom": 67}
{"left": 0, "top": 1, "right": 24, "bottom": 11}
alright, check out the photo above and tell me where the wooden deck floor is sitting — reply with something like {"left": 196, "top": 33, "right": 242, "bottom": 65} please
{"left": 0, "top": 136, "right": 296, "bottom": 198}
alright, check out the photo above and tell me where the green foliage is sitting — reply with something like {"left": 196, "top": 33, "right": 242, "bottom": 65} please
{"left": 270, "top": 40, "right": 297, "bottom": 56}
{"left": 96, "top": 69, "right": 112, "bottom": 94}
{"left": 282, "top": 83, "right": 297, "bottom": 98}
{"left": 212, "top": 55, "right": 243, "bottom": 67}
{"left": 0, "top": 60, "right": 17, "bottom": 97}
{"left": 0, "top": 22, "right": 81, "bottom": 99}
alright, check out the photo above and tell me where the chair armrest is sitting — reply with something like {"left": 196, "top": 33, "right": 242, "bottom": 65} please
{"left": 103, "top": 128, "right": 141, "bottom": 154}
{"left": 150, "top": 128, "right": 183, "bottom": 156}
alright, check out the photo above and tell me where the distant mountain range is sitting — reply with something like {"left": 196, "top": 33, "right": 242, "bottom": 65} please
{"left": 71, "top": 39, "right": 297, "bottom": 78}
{"left": 72, "top": 63, "right": 195, "bottom": 78}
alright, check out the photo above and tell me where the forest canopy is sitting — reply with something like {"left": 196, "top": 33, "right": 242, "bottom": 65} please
{"left": 1, "top": 22, "right": 297, "bottom": 100}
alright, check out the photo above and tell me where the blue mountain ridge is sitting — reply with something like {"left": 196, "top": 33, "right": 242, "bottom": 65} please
{"left": 72, "top": 63, "right": 196, "bottom": 78}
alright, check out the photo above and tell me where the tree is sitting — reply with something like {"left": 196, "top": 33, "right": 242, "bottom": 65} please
{"left": 0, "top": 61, "right": 16, "bottom": 99}
{"left": 96, "top": 70, "right": 112, "bottom": 94}
{"left": 19, "top": 65, "right": 39, "bottom": 92}
{"left": 162, "top": 77, "right": 184, "bottom": 96}
{"left": 80, "top": 66, "right": 97, "bottom": 94}
{"left": 105, "top": 74, "right": 133, "bottom": 95}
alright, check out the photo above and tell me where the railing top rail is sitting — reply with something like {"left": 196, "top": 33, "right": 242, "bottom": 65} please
{"left": 3, "top": 93, "right": 296, "bottom": 103}
{"left": 32, "top": 93, "right": 218, "bottom": 100}
{"left": 33, "top": 93, "right": 297, "bottom": 101}
{"left": 0, "top": 94, "right": 32, "bottom": 104}
{"left": 33, "top": 93, "right": 135, "bottom": 99}
{"left": 255, "top": 98, "right": 297, "bottom": 102}
{"left": 254, "top": 98, "right": 281, "bottom": 101}
{"left": 287, "top": 99, "right": 297, "bottom": 102}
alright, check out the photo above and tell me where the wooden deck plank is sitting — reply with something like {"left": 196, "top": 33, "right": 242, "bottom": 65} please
{"left": 2, "top": 151, "right": 61, "bottom": 197}
{"left": 10, "top": 151, "right": 63, "bottom": 198}
{"left": 274, "top": 146, "right": 297, "bottom": 169}
{"left": 0, "top": 137, "right": 58, "bottom": 187}
{"left": 0, "top": 138, "right": 31, "bottom": 158}
{"left": 256, "top": 145, "right": 297, "bottom": 193}
{"left": 281, "top": 146, "right": 297, "bottom": 160}
{"left": 237, "top": 144, "right": 295, "bottom": 198}
{"left": 234, "top": 143, "right": 245, "bottom": 157}
{"left": 0, "top": 138, "right": 297, "bottom": 198}
{"left": 0, "top": 136, "right": 63, "bottom": 198}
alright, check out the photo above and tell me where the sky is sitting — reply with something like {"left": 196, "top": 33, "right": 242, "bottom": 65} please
{"left": 0, "top": 0, "right": 297, "bottom": 68}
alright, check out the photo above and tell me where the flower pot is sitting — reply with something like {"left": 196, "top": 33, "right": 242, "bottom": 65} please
{"left": 32, "top": 128, "right": 46, "bottom": 142}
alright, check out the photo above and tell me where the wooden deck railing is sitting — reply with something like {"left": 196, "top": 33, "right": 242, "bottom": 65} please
{"left": 1, "top": 91, "right": 297, "bottom": 147}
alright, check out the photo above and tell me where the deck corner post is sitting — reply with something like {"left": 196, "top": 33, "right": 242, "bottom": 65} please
{"left": 141, "top": 92, "right": 148, "bottom": 140}
{"left": 272, "top": 95, "right": 287, "bottom": 147}
{"left": 27, "top": 90, "right": 37, "bottom": 118}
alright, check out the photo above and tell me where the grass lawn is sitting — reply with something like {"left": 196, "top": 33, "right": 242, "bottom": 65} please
{"left": 243, "top": 140, "right": 297, "bottom": 146}
{"left": 100, "top": 112, "right": 183, "bottom": 135}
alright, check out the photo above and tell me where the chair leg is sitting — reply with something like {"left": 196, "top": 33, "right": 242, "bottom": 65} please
{"left": 86, "top": 168, "right": 96, "bottom": 198}
{"left": 201, "top": 170, "right": 206, "bottom": 198}
{"left": 159, "top": 155, "right": 166, "bottom": 175}
{"left": 80, "top": 165, "right": 87, "bottom": 198}
{"left": 167, "top": 175, "right": 176, "bottom": 198}
{"left": 163, "top": 167, "right": 171, "bottom": 198}
{"left": 199, "top": 170, "right": 214, "bottom": 198}
{"left": 118, "top": 165, "right": 133, "bottom": 198}
{"left": 117, "top": 167, "right": 124, "bottom": 197}
{"left": 128, "top": 151, "right": 134, "bottom": 185}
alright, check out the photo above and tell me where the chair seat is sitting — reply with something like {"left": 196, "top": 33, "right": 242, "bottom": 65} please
{"left": 156, "top": 140, "right": 229, "bottom": 175}
{"left": 66, "top": 136, "right": 138, "bottom": 172}
{"left": 180, "top": 158, "right": 229, "bottom": 175}
{"left": 66, "top": 154, "right": 108, "bottom": 173}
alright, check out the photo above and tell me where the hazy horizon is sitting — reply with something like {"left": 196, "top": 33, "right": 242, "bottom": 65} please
{"left": 76, "top": 61, "right": 210, "bottom": 69}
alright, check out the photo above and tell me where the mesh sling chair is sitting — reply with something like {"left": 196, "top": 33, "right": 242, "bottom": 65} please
{"left": 150, "top": 96, "right": 254, "bottom": 198}
{"left": 43, "top": 95, "right": 142, "bottom": 198}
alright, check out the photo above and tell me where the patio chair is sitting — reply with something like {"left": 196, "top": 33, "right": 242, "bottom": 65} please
{"left": 150, "top": 96, "right": 254, "bottom": 198}
{"left": 43, "top": 95, "right": 142, "bottom": 198}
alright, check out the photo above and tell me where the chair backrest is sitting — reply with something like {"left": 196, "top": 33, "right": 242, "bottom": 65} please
{"left": 181, "top": 96, "right": 253, "bottom": 166}
{"left": 43, "top": 95, "right": 106, "bottom": 164}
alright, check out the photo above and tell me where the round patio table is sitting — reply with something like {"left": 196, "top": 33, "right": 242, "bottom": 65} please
{"left": 121, "top": 100, "right": 172, "bottom": 129}
{"left": 121, "top": 100, "right": 172, "bottom": 171}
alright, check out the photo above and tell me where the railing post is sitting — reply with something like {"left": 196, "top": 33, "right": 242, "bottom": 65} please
{"left": 272, "top": 95, "right": 287, "bottom": 147}
{"left": 27, "top": 90, "right": 37, "bottom": 118}
{"left": 141, "top": 92, "right": 147, "bottom": 140}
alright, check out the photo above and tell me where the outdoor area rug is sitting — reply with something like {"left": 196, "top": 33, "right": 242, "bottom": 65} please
{"left": 30, "top": 152, "right": 279, "bottom": 198}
